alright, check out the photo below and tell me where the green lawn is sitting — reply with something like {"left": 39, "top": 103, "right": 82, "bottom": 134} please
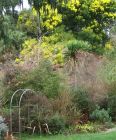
{"left": 22, "top": 132, "right": 116, "bottom": 140}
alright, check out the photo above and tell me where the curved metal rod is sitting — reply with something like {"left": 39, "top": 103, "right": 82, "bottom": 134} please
{"left": 10, "top": 89, "right": 24, "bottom": 107}
{"left": 10, "top": 89, "right": 24, "bottom": 132}
{"left": 19, "top": 89, "right": 36, "bottom": 107}
{"left": 10, "top": 88, "right": 38, "bottom": 137}
{"left": 18, "top": 89, "right": 37, "bottom": 136}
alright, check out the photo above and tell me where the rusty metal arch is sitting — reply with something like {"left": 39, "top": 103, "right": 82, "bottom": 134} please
{"left": 10, "top": 89, "right": 38, "bottom": 137}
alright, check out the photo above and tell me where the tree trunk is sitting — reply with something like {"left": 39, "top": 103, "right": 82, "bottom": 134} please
{"left": 37, "top": 11, "right": 42, "bottom": 43}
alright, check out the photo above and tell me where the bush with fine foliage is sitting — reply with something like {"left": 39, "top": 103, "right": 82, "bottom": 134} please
{"left": 65, "top": 40, "right": 92, "bottom": 61}
{"left": 16, "top": 60, "right": 63, "bottom": 98}
{"left": 107, "top": 87, "right": 116, "bottom": 121}
{"left": 90, "top": 106, "right": 111, "bottom": 123}
{"left": 48, "top": 113, "right": 66, "bottom": 134}
{"left": 72, "top": 88, "right": 94, "bottom": 113}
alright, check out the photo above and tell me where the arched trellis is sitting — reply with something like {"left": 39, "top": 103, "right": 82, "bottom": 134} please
{"left": 10, "top": 89, "right": 39, "bottom": 137}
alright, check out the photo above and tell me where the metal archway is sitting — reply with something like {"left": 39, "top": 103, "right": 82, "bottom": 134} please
{"left": 10, "top": 89, "right": 38, "bottom": 137}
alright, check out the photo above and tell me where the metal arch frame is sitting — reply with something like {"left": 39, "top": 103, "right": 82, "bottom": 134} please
{"left": 10, "top": 89, "right": 24, "bottom": 133}
{"left": 10, "top": 89, "right": 38, "bottom": 137}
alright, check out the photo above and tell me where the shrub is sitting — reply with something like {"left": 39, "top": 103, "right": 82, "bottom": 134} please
{"left": 64, "top": 40, "right": 92, "bottom": 61}
{"left": 101, "top": 45, "right": 116, "bottom": 85}
{"left": 17, "top": 8, "right": 62, "bottom": 36}
{"left": 72, "top": 88, "right": 94, "bottom": 113}
{"left": 41, "top": 26, "right": 75, "bottom": 65}
{"left": 15, "top": 60, "right": 63, "bottom": 98}
{"left": 16, "top": 26, "right": 75, "bottom": 66}
{"left": 75, "top": 123, "right": 96, "bottom": 133}
{"left": 90, "top": 106, "right": 111, "bottom": 123}
{"left": 77, "top": 29, "right": 106, "bottom": 55}
{"left": 48, "top": 113, "right": 66, "bottom": 134}
{"left": 107, "top": 88, "right": 116, "bottom": 121}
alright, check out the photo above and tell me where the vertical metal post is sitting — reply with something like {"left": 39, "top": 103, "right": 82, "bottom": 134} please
{"left": 18, "top": 89, "right": 31, "bottom": 137}
{"left": 10, "top": 89, "right": 38, "bottom": 138}
{"left": 10, "top": 89, "right": 24, "bottom": 133}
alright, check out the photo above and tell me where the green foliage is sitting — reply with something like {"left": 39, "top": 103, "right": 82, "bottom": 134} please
{"left": 17, "top": 7, "right": 62, "bottom": 37}
{"left": 48, "top": 113, "right": 66, "bottom": 134}
{"left": 106, "top": 61, "right": 116, "bottom": 83}
{"left": 75, "top": 123, "right": 96, "bottom": 133}
{"left": 16, "top": 60, "right": 63, "bottom": 98}
{"left": 72, "top": 88, "right": 94, "bottom": 113}
{"left": 108, "top": 88, "right": 116, "bottom": 121}
{"left": 40, "top": 5, "right": 62, "bottom": 31}
{"left": 60, "top": 0, "right": 80, "bottom": 12}
{"left": 15, "top": 38, "right": 39, "bottom": 64}
{"left": 101, "top": 59, "right": 116, "bottom": 84}
{"left": 16, "top": 26, "right": 75, "bottom": 65}
{"left": 0, "top": 0, "right": 21, "bottom": 16}
{"left": 78, "top": 29, "right": 102, "bottom": 45}
{"left": 17, "top": 9, "right": 38, "bottom": 37}
{"left": 90, "top": 106, "right": 111, "bottom": 123}
{"left": 78, "top": 29, "right": 105, "bottom": 54}
{"left": 75, "top": 122, "right": 115, "bottom": 133}
{"left": 1, "top": 0, "right": 116, "bottom": 135}
{"left": 0, "top": 15, "right": 26, "bottom": 53}
{"left": 59, "top": 0, "right": 116, "bottom": 48}
{"left": 65, "top": 40, "right": 92, "bottom": 61}
{"left": 111, "top": 25, "right": 116, "bottom": 47}
{"left": 42, "top": 26, "right": 75, "bottom": 65}
{"left": 101, "top": 37, "right": 116, "bottom": 84}
{"left": 28, "top": 0, "right": 58, "bottom": 11}
{"left": 8, "top": 29, "right": 26, "bottom": 49}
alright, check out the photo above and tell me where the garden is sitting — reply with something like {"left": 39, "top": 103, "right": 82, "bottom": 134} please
{"left": 0, "top": 0, "right": 116, "bottom": 140}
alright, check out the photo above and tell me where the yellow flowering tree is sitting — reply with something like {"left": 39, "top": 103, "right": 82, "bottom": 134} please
{"left": 16, "top": 37, "right": 64, "bottom": 66}
{"left": 15, "top": 38, "right": 40, "bottom": 65}
{"left": 40, "top": 5, "right": 62, "bottom": 31}
{"left": 59, "top": 0, "right": 116, "bottom": 48}
{"left": 16, "top": 26, "right": 75, "bottom": 66}
{"left": 17, "top": 6, "right": 62, "bottom": 37}
{"left": 61, "top": 0, "right": 80, "bottom": 12}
